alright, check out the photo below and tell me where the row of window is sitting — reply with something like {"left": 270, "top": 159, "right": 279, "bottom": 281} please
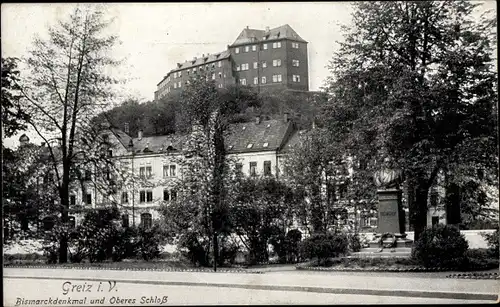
{"left": 136, "top": 189, "right": 177, "bottom": 203}
{"left": 171, "top": 61, "right": 223, "bottom": 80}
{"left": 236, "top": 160, "right": 272, "bottom": 176}
{"left": 166, "top": 72, "right": 228, "bottom": 93}
{"left": 235, "top": 59, "right": 300, "bottom": 71}
{"left": 121, "top": 213, "right": 152, "bottom": 229}
{"left": 239, "top": 74, "right": 301, "bottom": 85}
{"left": 120, "top": 188, "right": 177, "bottom": 204}
{"left": 138, "top": 165, "right": 177, "bottom": 179}
{"left": 234, "top": 41, "right": 300, "bottom": 54}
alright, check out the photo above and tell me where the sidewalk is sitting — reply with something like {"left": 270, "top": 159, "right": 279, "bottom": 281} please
{"left": 4, "top": 267, "right": 499, "bottom": 301}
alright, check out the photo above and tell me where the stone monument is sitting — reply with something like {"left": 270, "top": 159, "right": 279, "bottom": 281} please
{"left": 353, "top": 158, "right": 413, "bottom": 258}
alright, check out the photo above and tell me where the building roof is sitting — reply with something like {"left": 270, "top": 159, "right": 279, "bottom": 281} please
{"left": 129, "top": 133, "right": 190, "bottom": 154}
{"left": 157, "top": 50, "right": 231, "bottom": 86}
{"left": 225, "top": 119, "right": 292, "bottom": 153}
{"left": 120, "top": 118, "right": 293, "bottom": 155}
{"left": 110, "top": 128, "right": 133, "bottom": 149}
{"left": 279, "top": 129, "right": 309, "bottom": 153}
{"left": 231, "top": 24, "right": 307, "bottom": 46}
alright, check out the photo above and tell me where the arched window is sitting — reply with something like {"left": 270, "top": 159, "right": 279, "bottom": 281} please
{"left": 140, "top": 213, "right": 152, "bottom": 229}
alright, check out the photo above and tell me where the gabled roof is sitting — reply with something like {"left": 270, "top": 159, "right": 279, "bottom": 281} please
{"left": 129, "top": 133, "right": 190, "bottom": 155}
{"left": 117, "top": 118, "right": 293, "bottom": 155}
{"left": 231, "top": 24, "right": 307, "bottom": 46}
{"left": 109, "top": 128, "right": 132, "bottom": 149}
{"left": 225, "top": 119, "right": 292, "bottom": 153}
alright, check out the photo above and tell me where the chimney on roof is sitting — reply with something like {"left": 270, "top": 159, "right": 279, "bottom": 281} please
{"left": 246, "top": 25, "right": 249, "bottom": 29}
{"left": 283, "top": 112, "right": 289, "bottom": 123}
{"left": 255, "top": 115, "right": 261, "bottom": 124}
{"left": 265, "top": 26, "right": 270, "bottom": 33}
{"left": 124, "top": 122, "right": 130, "bottom": 134}
{"left": 138, "top": 130, "right": 143, "bottom": 140}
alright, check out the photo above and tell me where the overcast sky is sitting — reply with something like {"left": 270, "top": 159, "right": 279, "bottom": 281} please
{"left": 1, "top": 2, "right": 496, "bottom": 147}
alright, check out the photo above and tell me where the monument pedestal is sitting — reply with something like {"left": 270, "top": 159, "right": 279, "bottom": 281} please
{"left": 353, "top": 189, "right": 413, "bottom": 258}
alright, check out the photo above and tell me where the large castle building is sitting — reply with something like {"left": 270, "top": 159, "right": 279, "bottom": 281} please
{"left": 154, "top": 24, "right": 309, "bottom": 101}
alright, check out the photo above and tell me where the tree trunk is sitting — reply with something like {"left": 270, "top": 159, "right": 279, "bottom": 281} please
{"left": 445, "top": 180, "right": 461, "bottom": 228}
{"left": 58, "top": 166, "right": 70, "bottom": 263}
{"left": 412, "top": 183, "right": 429, "bottom": 242}
{"left": 213, "top": 231, "right": 218, "bottom": 271}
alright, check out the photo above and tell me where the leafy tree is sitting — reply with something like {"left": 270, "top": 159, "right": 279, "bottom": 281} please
{"left": 2, "top": 143, "right": 58, "bottom": 243}
{"left": 159, "top": 75, "right": 235, "bottom": 270}
{"left": 283, "top": 127, "right": 344, "bottom": 234}
{"left": 1, "top": 57, "right": 30, "bottom": 138}
{"left": 324, "top": 1, "right": 497, "bottom": 240}
{"left": 230, "top": 176, "right": 297, "bottom": 264}
{"left": 18, "top": 5, "right": 123, "bottom": 262}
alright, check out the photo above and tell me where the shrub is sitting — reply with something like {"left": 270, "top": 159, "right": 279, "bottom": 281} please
{"left": 269, "top": 229, "right": 302, "bottom": 264}
{"left": 348, "top": 233, "right": 361, "bottom": 252}
{"left": 136, "top": 224, "right": 165, "bottom": 261}
{"left": 42, "top": 224, "right": 69, "bottom": 264}
{"left": 178, "top": 231, "right": 211, "bottom": 267}
{"left": 481, "top": 228, "right": 499, "bottom": 259}
{"left": 3, "top": 253, "right": 45, "bottom": 264}
{"left": 299, "top": 232, "right": 348, "bottom": 266}
{"left": 111, "top": 227, "right": 139, "bottom": 262}
{"left": 465, "top": 248, "right": 499, "bottom": 270}
{"left": 411, "top": 225, "right": 469, "bottom": 268}
{"left": 217, "top": 236, "right": 240, "bottom": 266}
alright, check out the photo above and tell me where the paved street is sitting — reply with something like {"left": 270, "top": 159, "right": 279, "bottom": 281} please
{"left": 4, "top": 268, "right": 499, "bottom": 305}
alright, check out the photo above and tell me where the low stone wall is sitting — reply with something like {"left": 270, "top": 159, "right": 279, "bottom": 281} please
{"left": 360, "top": 229, "right": 496, "bottom": 249}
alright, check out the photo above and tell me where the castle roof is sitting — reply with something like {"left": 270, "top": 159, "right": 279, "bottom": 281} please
{"left": 230, "top": 24, "right": 307, "bottom": 46}
{"left": 158, "top": 50, "right": 230, "bottom": 86}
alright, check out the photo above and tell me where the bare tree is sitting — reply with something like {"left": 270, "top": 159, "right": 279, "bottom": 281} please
{"left": 18, "top": 5, "right": 122, "bottom": 263}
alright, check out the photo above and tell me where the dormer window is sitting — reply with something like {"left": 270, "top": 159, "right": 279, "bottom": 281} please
{"left": 263, "top": 142, "right": 269, "bottom": 148}
{"left": 247, "top": 143, "right": 253, "bottom": 149}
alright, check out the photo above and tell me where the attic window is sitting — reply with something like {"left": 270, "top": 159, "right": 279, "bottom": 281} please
{"left": 247, "top": 143, "right": 253, "bottom": 149}
{"left": 263, "top": 142, "right": 269, "bottom": 148}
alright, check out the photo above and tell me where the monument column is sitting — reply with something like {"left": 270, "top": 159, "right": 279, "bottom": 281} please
{"left": 368, "top": 159, "right": 413, "bottom": 253}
